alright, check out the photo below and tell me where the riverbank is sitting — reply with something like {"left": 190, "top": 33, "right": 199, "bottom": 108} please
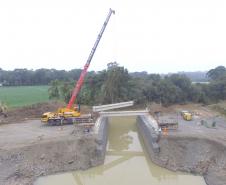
{"left": 35, "top": 117, "right": 206, "bottom": 185}
{"left": 1, "top": 102, "right": 226, "bottom": 185}
{"left": 137, "top": 114, "right": 226, "bottom": 185}
{"left": 0, "top": 119, "right": 108, "bottom": 185}
{"left": 157, "top": 136, "right": 226, "bottom": 185}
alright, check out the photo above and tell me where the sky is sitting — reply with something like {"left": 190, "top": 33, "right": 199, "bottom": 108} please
{"left": 0, "top": 0, "right": 226, "bottom": 73}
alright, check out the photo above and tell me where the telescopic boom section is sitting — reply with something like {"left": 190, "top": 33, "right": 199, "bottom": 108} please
{"left": 67, "top": 9, "right": 115, "bottom": 109}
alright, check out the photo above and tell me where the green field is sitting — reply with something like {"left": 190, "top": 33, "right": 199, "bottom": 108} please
{"left": 0, "top": 86, "right": 49, "bottom": 107}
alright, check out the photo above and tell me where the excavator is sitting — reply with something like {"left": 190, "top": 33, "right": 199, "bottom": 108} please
{"left": 41, "top": 9, "right": 115, "bottom": 125}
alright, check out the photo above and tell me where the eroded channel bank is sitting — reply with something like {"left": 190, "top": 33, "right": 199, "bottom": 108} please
{"left": 137, "top": 115, "right": 226, "bottom": 185}
{"left": 35, "top": 117, "right": 205, "bottom": 185}
{"left": 0, "top": 118, "right": 109, "bottom": 185}
{"left": 1, "top": 116, "right": 225, "bottom": 185}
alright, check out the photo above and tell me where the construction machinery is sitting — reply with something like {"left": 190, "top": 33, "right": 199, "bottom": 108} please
{"left": 41, "top": 9, "right": 115, "bottom": 125}
{"left": 154, "top": 111, "right": 178, "bottom": 130}
{"left": 181, "top": 110, "right": 193, "bottom": 121}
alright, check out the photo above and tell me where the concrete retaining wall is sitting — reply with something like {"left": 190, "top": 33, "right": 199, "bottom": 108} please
{"left": 136, "top": 115, "right": 160, "bottom": 157}
{"left": 94, "top": 116, "right": 109, "bottom": 166}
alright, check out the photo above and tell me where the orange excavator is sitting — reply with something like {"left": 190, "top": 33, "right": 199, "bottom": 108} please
{"left": 41, "top": 9, "right": 115, "bottom": 125}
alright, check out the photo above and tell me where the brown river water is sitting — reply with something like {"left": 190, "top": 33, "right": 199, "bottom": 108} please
{"left": 35, "top": 117, "right": 206, "bottom": 185}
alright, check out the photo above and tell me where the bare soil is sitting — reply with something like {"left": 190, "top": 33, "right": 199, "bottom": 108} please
{"left": 0, "top": 120, "right": 104, "bottom": 185}
{"left": 154, "top": 103, "right": 226, "bottom": 142}
{"left": 1, "top": 102, "right": 226, "bottom": 185}
{"left": 0, "top": 101, "right": 92, "bottom": 124}
{"left": 0, "top": 120, "right": 73, "bottom": 150}
{"left": 0, "top": 101, "right": 101, "bottom": 185}
{"left": 150, "top": 104, "right": 226, "bottom": 185}
{"left": 0, "top": 101, "right": 65, "bottom": 124}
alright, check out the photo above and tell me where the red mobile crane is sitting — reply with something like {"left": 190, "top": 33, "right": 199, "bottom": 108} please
{"left": 41, "top": 9, "right": 115, "bottom": 125}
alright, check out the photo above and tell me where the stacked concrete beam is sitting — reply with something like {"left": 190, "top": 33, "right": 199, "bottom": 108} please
{"left": 93, "top": 101, "right": 134, "bottom": 112}
{"left": 99, "top": 110, "right": 149, "bottom": 117}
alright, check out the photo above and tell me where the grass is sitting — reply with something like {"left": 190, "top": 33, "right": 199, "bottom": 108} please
{"left": 208, "top": 101, "right": 226, "bottom": 116}
{"left": 0, "top": 86, "right": 49, "bottom": 108}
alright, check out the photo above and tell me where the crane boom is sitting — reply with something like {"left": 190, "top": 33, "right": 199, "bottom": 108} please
{"left": 67, "top": 8, "right": 115, "bottom": 109}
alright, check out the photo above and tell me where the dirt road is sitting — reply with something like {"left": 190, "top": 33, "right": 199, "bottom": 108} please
{"left": 0, "top": 120, "right": 73, "bottom": 150}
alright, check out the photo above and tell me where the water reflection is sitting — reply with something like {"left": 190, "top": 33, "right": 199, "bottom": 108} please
{"left": 107, "top": 117, "right": 136, "bottom": 151}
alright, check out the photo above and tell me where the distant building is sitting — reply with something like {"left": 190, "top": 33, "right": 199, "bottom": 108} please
{"left": 0, "top": 83, "right": 2, "bottom": 87}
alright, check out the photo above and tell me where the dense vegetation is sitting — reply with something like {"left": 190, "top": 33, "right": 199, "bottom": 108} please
{"left": 0, "top": 68, "right": 82, "bottom": 86}
{"left": 0, "top": 68, "right": 207, "bottom": 86}
{"left": 0, "top": 65, "right": 225, "bottom": 106}
{"left": 48, "top": 64, "right": 226, "bottom": 106}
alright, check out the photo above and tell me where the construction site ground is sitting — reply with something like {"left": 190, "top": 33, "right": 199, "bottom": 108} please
{"left": 0, "top": 102, "right": 95, "bottom": 151}
{"left": 0, "top": 102, "right": 226, "bottom": 185}
{"left": 149, "top": 103, "right": 226, "bottom": 185}
{"left": 163, "top": 114, "right": 226, "bottom": 143}
{"left": 0, "top": 102, "right": 101, "bottom": 185}
{"left": 153, "top": 103, "right": 226, "bottom": 139}
{"left": 0, "top": 120, "right": 74, "bottom": 150}
{"left": 1, "top": 102, "right": 225, "bottom": 150}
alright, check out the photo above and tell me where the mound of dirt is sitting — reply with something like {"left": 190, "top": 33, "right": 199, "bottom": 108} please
{"left": 156, "top": 136, "right": 226, "bottom": 185}
{"left": 1, "top": 134, "right": 103, "bottom": 185}
{"left": 0, "top": 101, "right": 93, "bottom": 124}
{"left": 0, "top": 101, "right": 65, "bottom": 124}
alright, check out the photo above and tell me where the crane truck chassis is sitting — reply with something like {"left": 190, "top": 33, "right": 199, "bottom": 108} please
{"left": 41, "top": 9, "right": 115, "bottom": 125}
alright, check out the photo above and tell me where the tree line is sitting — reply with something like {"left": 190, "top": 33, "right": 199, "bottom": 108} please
{"left": 0, "top": 67, "right": 207, "bottom": 86}
{"left": 0, "top": 68, "right": 82, "bottom": 86}
{"left": 48, "top": 64, "right": 226, "bottom": 106}
{"left": 0, "top": 64, "right": 225, "bottom": 106}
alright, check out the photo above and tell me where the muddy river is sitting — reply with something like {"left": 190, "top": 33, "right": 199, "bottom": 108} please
{"left": 35, "top": 117, "right": 206, "bottom": 185}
